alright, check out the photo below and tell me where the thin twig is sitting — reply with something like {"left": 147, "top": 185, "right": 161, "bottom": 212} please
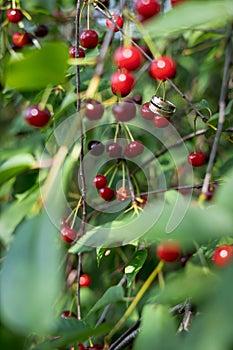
{"left": 201, "top": 24, "right": 233, "bottom": 197}
{"left": 75, "top": 0, "right": 84, "bottom": 321}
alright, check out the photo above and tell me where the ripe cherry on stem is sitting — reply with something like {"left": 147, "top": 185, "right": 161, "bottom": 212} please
{"left": 99, "top": 187, "right": 115, "bottom": 201}
{"left": 124, "top": 141, "right": 144, "bottom": 158}
{"left": 7, "top": 8, "right": 24, "bottom": 23}
{"left": 113, "top": 46, "right": 143, "bottom": 71}
{"left": 149, "top": 56, "right": 176, "bottom": 81}
{"left": 80, "top": 29, "right": 99, "bottom": 49}
{"left": 111, "top": 70, "right": 135, "bottom": 97}
{"left": 106, "top": 14, "right": 123, "bottom": 32}
{"left": 12, "top": 32, "right": 31, "bottom": 47}
{"left": 134, "top": 0, "right": 160, "bottom": 19}
{"left": 112, "top": 101, "right": 136, "bottom": 122}
{"left": 141, "top": 102, "right": 155, "bottom": 120}
{"left": 80, "top": 274, "right": 91, "bottom": 287}
{"left": 212, "top": 245, "right": 233, "bottom": 267}
{"left": 156, "top": 241, "right": 181, "bottom": 262}
{"left": 84, "top": 99, "right": 104, "bottom": 120}
{"left": 188, "top": 152, "right": 205, "bottom": 167}
{"left": 93, "top": 174, "right": 107, "bottom": 189}
{"left": 23, "top": 105, "right": 51, "bottom": 128}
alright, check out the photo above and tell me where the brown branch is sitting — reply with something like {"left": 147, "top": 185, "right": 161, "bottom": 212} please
{"left": 201, "top": 24, "right": 233, "bottom": 197}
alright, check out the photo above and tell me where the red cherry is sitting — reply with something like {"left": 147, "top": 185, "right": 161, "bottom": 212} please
{"left": 110, "top": 70, "right": 135, "bottom": 97}
{"left": 12, "top": 31, "right": 30, "bottom": 47}
{"left": 157, "top": 241, "right": 181, "bottom": 262}
{"left": 171, "top": 0, "right": 185, "bottom": 6}
{"left": 80, "top": 274, "right": 91, "bottom": 287}
{"left": 113, "top": 46, "right": 142, "bottom": 71}
{"left": 149, "top": 56, "right": 176, "bottom": 81}
{"left": 60, "top": 225, "right": 77, "bottom": 243}
{"left": 86, "top": 345, "right": 103, "bottom": 350}
{"left": 212, "top": 245, "right": 233, "bottom": 267}
{"left": 112, "top": 101, "right": 136, "bottom": 122}
{"left": 34, "top": 24, "right": 49, "bottom": 37}
{"left": 7, "top": 8, "right": 24, "bottom": 23}
{"left": 84, "top": 99, "right": 104, "bottom": 120}
{"left": 69, "top": 45, "right": 86, "bottom": 58}
{"left": 132, "top": 93, "right": 143, "bottom": 105}
{"left": 141, "top": 102, "right": 155, "bottom": 120}
{"left": 187, "top": 152, "right": 205, "bottom": 167}
{"left": 134, "top": 0, "right": 160, "bottom": 19}
{"left": 153, "top": 114, "right": 170, "bottom": 128}
{"left": 99, "top": 187, "right": 115, "bottom": 201}
{"left": 88, "top": 140, "right": 105, "bottom": 156}
{"left": 107, "top": 143, "right": 123, "bottom": 158}
{"left": 93, "top": 174, "right": 107, "bottom": 189}
{"left": 23, "top": 105, "right": 51, "bottom": 128}
{"left": 106, "top": 14, "right": 123, "bottom": 32}
{"left": 116, "top": 187, "right": 130, "bottom": 201}
{"left": 124, "top": 141, "right": 144, "bottom": 158}
{"left": 61, "top": 310, "right": 77, "bottom": 319}
{"left": 78, "top": 344, "right": 85, "bottom": 350}
{"left": 80, "top": 30, "right": 98, "bottom": 49}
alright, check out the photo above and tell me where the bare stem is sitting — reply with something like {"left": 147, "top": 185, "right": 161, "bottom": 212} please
{"left": 201, "top": 24, "right": 232, "bottom": 198}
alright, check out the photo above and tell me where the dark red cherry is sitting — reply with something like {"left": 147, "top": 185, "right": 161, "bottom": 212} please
{"left": 80, "top": 29, "right": 99, "bottom": 49}
{"left": 112, "top": 101, "right": 136, "bottom": 122}
{"left": 7, "top": 8, "right": 24, "bottom": 23}
{"left": 153, "top": 114, "right": 170, "bottom": 128}
{"left": 12, "top": 31, "right": 31, "bottom": 47}
{"left": 61, "top": 310, "right": 77, "bottom": 319}
{"left": 23, "top": 105, "right": 51, "bottom": 128}
{"left": 34, "top": 24, "right": 49, "bottom": 37}
{"left": 157, "top": 240, "right": 181, "bottom": 262}
{"left": 99, "top": 187, "right": 115, "bottom": 201}
{"left": 106, "top": 14, "right": 123, "bottom": 32}
{"left": 93, "top": 174, "right": 107, "bottom": 189}
{"left": 60, "top": 225, "right": 77, "bottom": 243}
{"left": 132, "top": 93, "right": 143, "bottom": 105}
{"left": 69, "top": 45, "right": 86, "bottom": 58}
{"left": 78, "top": 344, "right": 85, "bottom": 350}
{"left": 187, "top": 152, "right": 205, "bottom": 167}
{"left": 88, "top": 140, "right": 105, "bottom": 156}
{"left": 84, "top": 99, "right": 104, "bottom": 120}
{"left": 86, "top": 345, "right": 104, "bottom": 350}
{"left": 135, "top": 196, "right": 147, "bottom": 208}
{"left": 106, "top": 143, "right": 123, "bottom": 158}
{"left": 110, "top": 70, "right": 135, "bottom": 97}
{"left": 141, "top": 102, "right": 155, "bottom": 120}
{"left": 124, "top": 141, "right": 144, "bottom": 158}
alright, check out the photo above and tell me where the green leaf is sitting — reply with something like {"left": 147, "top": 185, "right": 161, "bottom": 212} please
{"left": 125, "top": 249, "right": 148, "bottom": 287}
{"left": 0, "top": 189, "right": 39, "bottom": 246}
{"left": 33, "top": 322, "right": 109, "bottom": 350}
{"left": 133, "top": 304, "right": 180, "bottom": 350}
{"left": 86, "top": 286, "right": 124, "bottom": 318}
{"left": 0, "top": 211, "right": 63, "bottom": 335}
{"left": 0, "top": 154, "right": 35, "bottom": 186}
{"left": 145, "top": 1, "right": 233, "bottom": 38}
{"left": 4, "top": 43, "right": 68, "bottom": 90}
{"left": 215, "top": 167, "right": 233, "bottom": 213}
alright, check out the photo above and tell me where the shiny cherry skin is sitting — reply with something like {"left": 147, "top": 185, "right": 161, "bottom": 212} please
{"left": 86, "top": 345, "right": 104, "bottom": 350}
{"left": 157, "top": 241, "right": 181, "bottom": 262}
{"left": 212, "top": 245, "right": 233, "bottom": 267}
{"left": 61, "top": 310, "right": 77, "bottom": 319}
{"left": 153, "top": 114, "right": 170, "bottom": 128}
{"left": 149, "top": 56, "right": 176, "bottom": 81}
{"left": 134, "top": 0, "right": 160, "bottom": 19}
{"left": 107, "top": 143, "right": 123, "bottom": 158}
{"left": 7, "top": 8, "right": 24, "bottom": 23}
{"left": 69, "top": 45, "right": 86, "bottom": 58}
{"left": 124, "top": 141, "right": 144, "bottom": 158}
{"left": 113, "top": 46, "right": 142, "bottom": 71}
{"left": 84, "top": 99, "right": 104, "bottom": 120}
{"left": 34, "top": 24, "right": 49, "bottom": 37}
{"left": 99, "top": 187, "right": 115, "bottom": 201}
{"left": 93, "top": 174, "right": 107, "bottom": 189}
{"left": 23, "top": 105, "right": 51, "bottom": 127}
{"left": 106, "top": 14, "right": 123, "bottom": 32}
{"left": 111, "top": 70, "right": 135, "bottom": 97}
{"left": 112, "top": 101, "right": 136, "bottom": 122}
{"left": 80, "top": 29, "right": 98, "bottom": 49}
{"left": 188, "top": 152, "right": 205, "bottom": 167}
{"left": 80, "top": 274, "right": 91, "bottom": 287}
{"left": 88, "top": 141, "right": 105, "bottom": 156}
{"left": 60, "top": 225, "right": 77, "bottom": 243}
{"left": 78, "top": 344, "right": 85, "bottom": 350}
{"left": 12, "top": 31, "right": 30, "bottom": 47}
{"left": 141, "top": 102, "right": 155, "bottom": 120}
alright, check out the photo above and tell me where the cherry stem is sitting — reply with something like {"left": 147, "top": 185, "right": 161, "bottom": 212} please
{"left": 70, "top": 197, "right": 82, "bottom": 229}
{"left": 154, "top": 80, "right": 163, "bottom": 96}
{"left": 122, "top": 161, "right": 126, "bottom": 189}
{"left": 131, "top": 174, "right": 141, "bottom": 197}
{"left": 104, "top": 163, "right": 117, "bottom": 177}
{"left": 12, "top": 0, "right": 16, "bottom": 8}
{"left": 162, "top": 81, "right": 166, "bottom": 100}
{"left": 122, "top": 123, "right": 134, "bottom": 142}
{"left": 87, "top": 2, "right": 90, "bottom": 30}
{"left": 105, "top": 260, "right": 164, "bottom": 345}
{"left": 108, "top": 163, "right": 119, "bottom": 188}
{"left": 39, "top": 85, "right": 52, "bottom": 110}
{"left": 124, "top": 160, "right": 136, "bottom": 202}
{"left": 114, "top": 123, "right": 120, "bottom": 143}
{"left": 193, "top": 115, "right": 198, "bottom": 154}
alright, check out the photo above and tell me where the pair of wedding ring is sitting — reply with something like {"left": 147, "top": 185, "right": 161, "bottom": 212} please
{"left": 149, "top": 96, "right": 176, "bottom": 118}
